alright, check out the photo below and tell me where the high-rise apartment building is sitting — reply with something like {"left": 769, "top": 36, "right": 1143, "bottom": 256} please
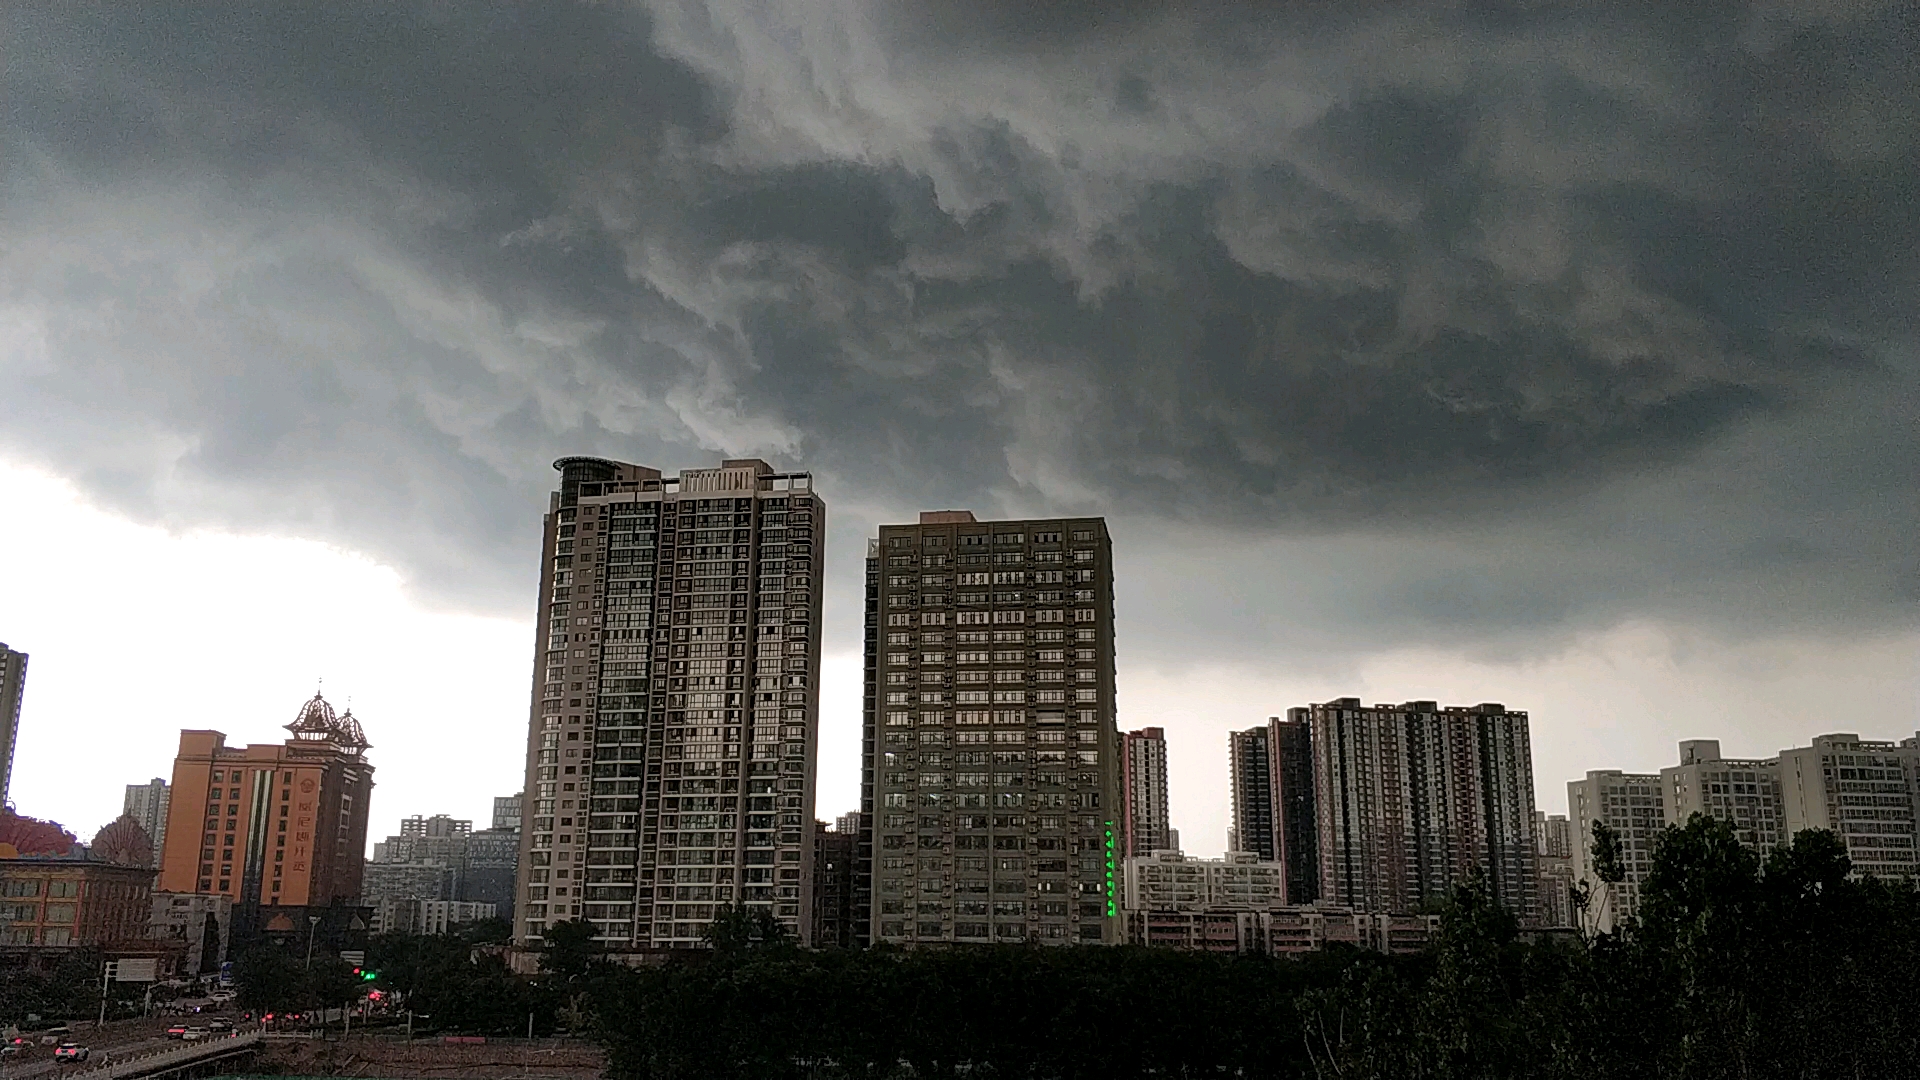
{"left": 1228, "top": 727, "right": 1274, "bottom": 861}
{"left": 1228, "top": 715, "right": 1319, "bottom": 904}
{"left": 1567, "top": 770, "right": 1667, "bottom": 930}
{"left": 860, "top": 512, "right": 1121, "bottom": 946}
{"left": 1, "top": 642, "right": 25, "bottom": 808}
{"left": 1121, "top": 728, "right": 1172, "bottom": 856}
{"left": 1534, "top": 812, "right": 1576, "bottom": 929}
{"left": 124, "top": 779, "right": 171, "bottom": 868}
{"left": 512, "top": 457, "right": 825, "bottom": 949}
{"left": 811, "top": 818, "right": 859, "bottom": 948}
{"left": 1662, "top": 740, "right": 1786, "bottom": 854}
{"left": 156, "top": 694, "right": 374, "bottom": 913}
{"left": 1312, "top": 699, "right": 1538, "bottom": 921}
{"left": 1778, "top": 733, "right": 1919, "bottom": 879}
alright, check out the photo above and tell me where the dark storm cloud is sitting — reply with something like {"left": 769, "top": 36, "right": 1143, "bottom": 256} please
{"left": 1, "top": 0, "right": 1914, "bottom": 651}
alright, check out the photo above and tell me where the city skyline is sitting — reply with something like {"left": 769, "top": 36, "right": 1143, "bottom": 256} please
{"left": 3, "top": 2, "right": 1917, "bottom": 882}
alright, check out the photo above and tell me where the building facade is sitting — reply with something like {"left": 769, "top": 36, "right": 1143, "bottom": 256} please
{"left": 811, "top": 817, "right": 859, "bottom": 948}
{"left": 1534, "top": 812, "right": 1576, "bottom": 929}
{"left": 1227, "top": 726, "right": 1274, "bottom": 861}
{"left": 371, "top": 898, "right": 497, "bottom": 935}
{"left": 1122, "top": 852, "right": 1433, "bottom": 954}
{"left": 0, "top": 855, "right": 156, "bottom": 973}
{"left": 1120, "top": 727, "right": 1172, "bottom": 857}
{"left": 1312, "top": 699, "right": 1539, "bottom": 922}
{"left": 0, "top": 642, "right": 24, "bottom": 808}
{"left": 493, "top": 794, "right": 524, "bottom": 832}
{"left": 1778, "top": 733, "right": 1919, "bottom": 879}
{"left": 860, "top": 511, "right": 1122, "bottom": 946}
{"left": 156, "top": 694, "right": 375, "bottom": 913}
{"left": 1227, "top": 716, "right": 1318, "bottom": 904}
{"left": 512, "top": 457, "right": 826, "bottom": 949}
{"left": 123, "top": 779, "right": 171, "bottom": 868}
{"left": 1662, "top": 740, "right": 1786, "bottom": 853}
{"left": 1568, "top": 770, "right": 1668, "bottom": 931}
{"left": 149, "top": 891, "right": 231, "bottom": 976}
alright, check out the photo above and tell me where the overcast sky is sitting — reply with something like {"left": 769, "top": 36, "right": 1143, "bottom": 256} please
{"left": 3, "top": 1, "right": 1916, "bottom": 855}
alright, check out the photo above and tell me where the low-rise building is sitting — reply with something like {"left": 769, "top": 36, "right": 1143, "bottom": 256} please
{"left": 371, "top": 898, "right": 497, "bottom": 935}
{"left": 149, "top": 891, "right": 232, "bottom": 976}
{"left": 1, "top": 854, "right": 157, "bottom": 973}
{"left": 1121, "top": 850, "right": 1434, "bottom": 954}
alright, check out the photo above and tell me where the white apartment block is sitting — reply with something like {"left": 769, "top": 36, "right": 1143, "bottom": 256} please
{"left": 1778, "top": 733, "right": 1920, "bottom": 879}
{"left": 1662, "top": 740, "right": 1786, "bottom": 853}
{"left": 1568, "top": 771, "right": 1668, "bottom": 931}
{"left": 1123, "top": 850, "right": 1287, "bottom": 912}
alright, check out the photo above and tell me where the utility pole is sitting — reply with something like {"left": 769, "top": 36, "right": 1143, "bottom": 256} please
{"left": 97, "top": 963, "right": 112, "bottom": 1028}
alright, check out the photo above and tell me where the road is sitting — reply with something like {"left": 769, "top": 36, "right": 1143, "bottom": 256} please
{"left": 0, "top": 1015, "right": 226, "bottom": 1080}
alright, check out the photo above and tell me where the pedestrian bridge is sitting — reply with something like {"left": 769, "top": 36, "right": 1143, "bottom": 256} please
{"left": 67, "top": 1030, "right": 261, "bottom": 1079}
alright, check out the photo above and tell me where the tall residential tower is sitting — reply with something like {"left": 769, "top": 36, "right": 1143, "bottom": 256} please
{"left": 860, "top": 512, "right": 1121, "bottom": 945}
{"left": 1227, "top": 715, "right": 1318, "bottom": 904}
{"left": 1312, "top": 699, "right": 1538, "bottom": 922}
{"left": 1121, "top": 727, "right": 1172, "bottom": 856}
{"left": 513, "top": 457, "right": 825, "bottom": 949}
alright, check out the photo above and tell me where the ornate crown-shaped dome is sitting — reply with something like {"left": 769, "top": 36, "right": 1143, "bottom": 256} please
{"left": 286, "top": 691, "right": 371, "bottom": 751}
{"left": 91, "top": 815, "right": 154, "bottom": 867}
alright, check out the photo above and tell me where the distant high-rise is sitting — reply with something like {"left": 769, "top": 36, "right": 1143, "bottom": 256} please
{"left": 1227, "top": 727, "right": 1275, "bottom": 860}
{"left": 1568, "top": 770, "right": 1667, "bottom": 931}
{"left": 1778, "top": 733, "right": 1919, "bottom": 879}
{"left": 1312, "top": 699, "right": 1538, "bottom": 922}
{"left": 860, "top": 511, "right": 1121, "bottom": 946}
{"left": 1, "top": 642, "right": 25, "bottom": 808}
{"left": 157, "top": 693, "right": 374, "bottom": 912}
{"left": 1662, "top": 740, "right": 1786, "bottom": 854}
{"left": 1534, "top": 811, "right": 1576, "bottom": 929}
{"left": 123, "top": 779, "right": 171, "bottom": 868}
{"left": 1227, "top": 715, "right": 1318, "bottom": 904}
{"left": 492, "top": 794, "right": 523, "bottom": 832}
{"left": 513, "top": 457, "right": 826, "bottom": 949}
{"left": 1121, "top": 728, "right": 1172, "bottom": 856}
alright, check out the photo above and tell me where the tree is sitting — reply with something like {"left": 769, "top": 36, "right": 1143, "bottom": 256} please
{"left": 540, "top": 918, "right": 602, "bottom": 981}
{"left": 702, "top": 903, "right": 791, "bottom": 954}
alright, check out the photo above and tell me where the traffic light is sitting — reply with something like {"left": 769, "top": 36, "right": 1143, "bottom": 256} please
{"left": 360, "top": 969, "right": 378, "bottom": 981}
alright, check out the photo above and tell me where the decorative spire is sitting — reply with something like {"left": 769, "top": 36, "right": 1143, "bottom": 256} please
{"left": 287, "top": 691, "right": 339, "bottom": 739}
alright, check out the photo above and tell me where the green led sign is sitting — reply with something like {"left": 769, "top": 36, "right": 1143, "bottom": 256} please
{"left": 1103, "top": 820, "right": 1117, "bottom": 917}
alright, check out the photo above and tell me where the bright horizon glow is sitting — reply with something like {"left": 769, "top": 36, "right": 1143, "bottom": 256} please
{"left": 4, "top": 461, "right": 1915, "bottom": 862}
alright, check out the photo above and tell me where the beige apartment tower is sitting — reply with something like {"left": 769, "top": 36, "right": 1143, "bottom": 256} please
{"left": 513, "top": 457, "right": 825, "bottom": 949}
{"left": 1777, "top": 733, "right": 1919, "bottom": 879}
{"left": 861, "top": 512, "right": 1122, "bottom": 945}
{"left": 1661, "top": 740, "right": 1786, "bottom": 854}
{"left": 1567, "top": 770, "right": 1668, "bottom": 931}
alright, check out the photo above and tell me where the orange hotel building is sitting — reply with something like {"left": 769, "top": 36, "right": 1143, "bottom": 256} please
{"left": 158, "top": 693, "right": 374, "bottom": 911}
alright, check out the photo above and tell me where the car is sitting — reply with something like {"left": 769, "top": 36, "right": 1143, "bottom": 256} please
{"left": 166, "top": 1024, "right": 189, "bottom": 1039}
{"left": 182, "top": 1027, "right": 209, "bottom": 1041}
{"left": 0, "top": 1045, "right": 21, "bottom": 1058}
{"left": 207, "top": 1019, "right": 233, "bottom": 1033}
{"left": 208, "top": 990, "right": 236, "bottom": 1002}
{"left": 53, "top": 1044, "right": 89, "bottom": 1062}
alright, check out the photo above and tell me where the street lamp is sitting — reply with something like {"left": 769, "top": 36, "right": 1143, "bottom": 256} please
{"left": 304, "top": 916, "right": 321, "bottom": 970}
